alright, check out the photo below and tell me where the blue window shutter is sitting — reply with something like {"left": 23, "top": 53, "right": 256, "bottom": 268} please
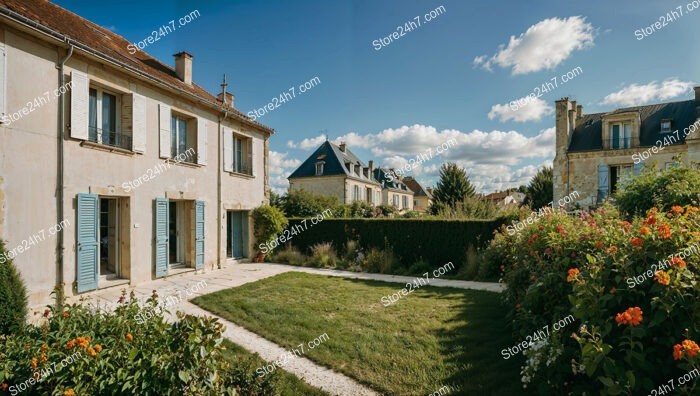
{"left": 241, "top": 212, "right": 250, "bottom": 257}
{"left": 195, "top": 201, "right": 205, "bottom": 269}
{"left": 154, "top": 198, "right": 169, "bottom": 278}
{"left": 611, "top": 124, "right": 620, "bottom": 149}
{"left": 597, "top": 164, "right": 609, "bottom": 203}
{"left": 76, "top": 194, "right": 98, "bottom": 293}
{"left": 633, "top": 161, "right": 644, "bottom": 176}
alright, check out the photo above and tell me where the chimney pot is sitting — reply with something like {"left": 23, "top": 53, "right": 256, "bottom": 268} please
{"left": 174, "top": 52, "right": 193, "bottom": 85}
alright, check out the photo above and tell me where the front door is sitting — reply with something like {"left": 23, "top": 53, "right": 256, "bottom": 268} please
{"left": 227, "top": 211, "right": 244, "bottom": 258}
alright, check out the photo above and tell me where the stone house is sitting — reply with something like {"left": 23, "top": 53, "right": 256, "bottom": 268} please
{"left": 288, "top": 141, "right": 383, "bottom": 205}
{"left": 553, "top": 87, "right": 700, "bottom": 209}
{"left": 0, "top": 0, "right": 274, "bottom": 306}
{"left": 373, "top": 168, "right": 414, "bottom": 212}
{"left": 403, "top": 176, "right": 432, "bottom": 212}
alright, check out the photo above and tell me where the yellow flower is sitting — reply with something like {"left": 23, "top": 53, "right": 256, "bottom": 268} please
{"left": 63, "top": 390, "right": 75, "bottom": 396}
{"left": 94, "top": 344, "right": 102, "bottom": 353}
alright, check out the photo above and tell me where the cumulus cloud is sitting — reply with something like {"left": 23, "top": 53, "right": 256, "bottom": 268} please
{"left": 287, "top": 135, "right": 326, "bottom": 149}
{"left": 601, "top": 79, "right": 695, "bottom": 107}
{"left": 488, "top": 96, "right": 554, "bottom": 122}
{"left": 474, "top": 16, "right": 595, "bottom": 75}
{"left": 269, "top": 151, "right": 302, "bottom": 193}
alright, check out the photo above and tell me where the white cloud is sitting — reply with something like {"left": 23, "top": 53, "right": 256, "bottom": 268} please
{"left": 601, "top": 79, "right": 695, "bottom": 107}
{"left": 287, "top": 135, "right": 326, "bottom": 149}
{"left": 474, "top": 16, "right": 595, "bottom": 75}
{"left": 269, "top": 151, "right": 302, "bottom": 194}
{"left": 488, "top": 96, "right": 554, "bottom": 122}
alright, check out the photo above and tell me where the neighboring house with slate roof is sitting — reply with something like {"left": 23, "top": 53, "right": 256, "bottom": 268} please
{"left": 373, "top": 168, "right": 414, "bottom": 212}
{"left": 288, "top": 141, "right": 383, "bottom": 205}
{"left": 553, "top": 88, "right": 700, "bottom": 209}
{"left": 403, "top": 176, "right": 431, "bottom": 212}
{"left": 0, "top": 0, "right": 274, "bottom": 306}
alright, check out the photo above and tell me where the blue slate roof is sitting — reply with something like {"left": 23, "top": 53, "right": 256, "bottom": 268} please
{"left": 373, "top": 168, "right": 412, "bottom": 193}
{"left": 288, "top": 141, "right": 381, "bottom": 184}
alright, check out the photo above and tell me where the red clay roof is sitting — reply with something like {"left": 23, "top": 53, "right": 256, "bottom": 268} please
{"left": 0, "top": 0, "right": 274, "bottom": 134}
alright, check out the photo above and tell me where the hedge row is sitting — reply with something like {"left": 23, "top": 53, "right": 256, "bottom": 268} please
{"left": 283, "top": 218, "right": 503, "bottom": 271}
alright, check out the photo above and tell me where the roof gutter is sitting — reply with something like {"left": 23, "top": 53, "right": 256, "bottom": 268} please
{"left": 0, "top": 7, "right": 274, "bottom": 135}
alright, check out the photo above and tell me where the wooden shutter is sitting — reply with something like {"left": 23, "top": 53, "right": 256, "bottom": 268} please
{"left": 195, "top": 201, "right": 205, "bottom": 269}
{"left": 70, "top": 70, "right": 89, "bottom": 140}
{"left": 197, "top": 118, "right": 207, "bottom": 165}
{"left": 131, "top": 93, "right": 147, "bottom": 152}
{"left": 247, "top": 138, "right": 254, "bottom": 176}
{"left": 154, "top": 198, "right": 169, "bottom": 278}
{"left": 76, "top": 194, "right": 99, "bottom": 292}
{"left": 158, "top": 104, "right": 171, "bottom": 158}
{"left": 223, "top": 128, "right": 233, "bottom": 172}
{"left": 597, "top": 164, "right": 609, "bottom": 203}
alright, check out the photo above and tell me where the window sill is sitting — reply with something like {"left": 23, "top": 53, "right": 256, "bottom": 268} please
{"left": 165, "top": 158, "right": 203, "bottom": 169}
{"left": 228, "top": 171, "right": 255, "bottom": 179}
{"left": 80, "top": 140, "right": 136, "bottom": 156}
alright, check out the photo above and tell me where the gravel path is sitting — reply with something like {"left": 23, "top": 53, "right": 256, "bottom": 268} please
{"left": 65, "top": 262, "right": 502, "bottom": 396}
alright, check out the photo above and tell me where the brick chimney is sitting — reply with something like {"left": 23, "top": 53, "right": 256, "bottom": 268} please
{"left": 555, "top": 97, "right": 574, "bottom": 159}
{"left": 217, "top": 92, "right": 235, "bottom": 109}
{"left": 339, "top": 142, "right": 346, "bottom": 152}
{"left": 368, "top": 160, "right": 374, "bottom": 171}
{"left": 174, "top": 52, "right": 193, "bottom": 84}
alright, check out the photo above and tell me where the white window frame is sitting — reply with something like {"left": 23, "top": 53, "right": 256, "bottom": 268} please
{"left": 393, "top": 195, "right": 399, "bottom": 206}
{"left": 315, "top": 162, "right": 324, "bottom": 176}
{"left": 402, "top": 195, "right": 408, "bottom": 209}
{"left": 661, "top": 120, "right": 672, "bottom": 133}
{"left": 171, "top": 114, "right": 191, "bottom": 159}
{"left": 613, "top": 164, "right": 634, "bottom": 192}
{"left": 610, "top": 122, "right": 631, "bottom": 149}
{"left": 89, "top": 86, "right": 122, "bottom": 147}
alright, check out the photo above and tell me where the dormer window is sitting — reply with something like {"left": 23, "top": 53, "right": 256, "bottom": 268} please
{"left": 609, "top": 122, "right": 631, "bottom": 149}
{"left": 661, "top": 119, "right": 672, "bottom": 133}
{"left": 315, "top": 161, "right": 324, "bottom": 176}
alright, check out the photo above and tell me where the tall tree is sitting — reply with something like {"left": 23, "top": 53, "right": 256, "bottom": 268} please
{"left": 430, "top": 163, "right": 475, "bottom": 214}
{"left": 525, "top": 166, "right": 553, "bottom": 210}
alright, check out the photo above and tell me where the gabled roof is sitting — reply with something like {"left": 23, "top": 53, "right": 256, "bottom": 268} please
{"left": 403, "top": 176, "right": 431, "bottom": 198}
{"left": 288, "top": 141, "right": 380, "bottom": 184}
{"left": 374, "top": 168, "right": 413, "bottom": 194}
{"left": 568, "top": 100, "right": 698, "bottom": 152}
{"left": 0, "top": 0, "right": 274, "bottom": 134}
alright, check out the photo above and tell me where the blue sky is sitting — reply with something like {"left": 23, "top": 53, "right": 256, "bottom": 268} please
{"left": 55, "top": 0, "right": 700, "bottom": 193}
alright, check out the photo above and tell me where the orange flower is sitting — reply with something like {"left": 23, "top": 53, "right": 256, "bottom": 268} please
{"left": 606, "top": 246, "right": 618, "bottom": 254}
{"left": 643, "top": 215, "right": 657, "bottom": 226}
{"left": 567, "top": 268, "right": 580, "bottom": 282}
{"left": 66, "top": 340, "right": 75, "bottom": 350}
{"left": 40, "top": 344, "right": 48, "bottom": 353}
{"left": 63, "top": 390, "right": 75, "bottom": 396}
{"left": 94, "top": 344, "right": 102, "bottom": 353}
{"left": 671, "top": 206, "right": 684, "bottom": 214}
{"left": 39, "top": 354, "right": 48, "bottom": 363}
{"left": 640, "top": 226, "right": 651, "bottom": 235}
{"left": 615, "top": 307, "right": 643, "bottom": 326}
{"left": 655, "top": 271, "right": 670, "bottom": 285}
{"left": 30, "top": 358, "right": 37, "bottom": 370}
{"left": 595, "top": 241, "right": 604, "bottom": 248}
{"left": 87, "top": 347, "right": 96, "bottom": 357}
{"left": 126, "top": 333, "right": 133, "bottom": 342}
{"left": 631, "top": 237, "right": 643, "bottom": 247}
{"left": 658, "top": 223, "right": 672, "bottom": 239}
{"left": 683, "top": 340, "right": 700, "bottom": 357}
{"left": 674, "top": 344, "right": 685, "bottom": 360}
{"left": 670, "top": 256, "right": 687, "bottom": 268}
{"left": 62, "top": 312, "right": 69, "bottom": 318}
{"left": 1, "top": 383, "right": 8, "bottom": 391}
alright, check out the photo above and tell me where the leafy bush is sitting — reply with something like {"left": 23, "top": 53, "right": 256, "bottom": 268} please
{"left": 310, "top": 243, "right": 338, "bottom": 268}
{"left": 400, "top": 210, "right": 421, "bottom": 218}
{"left": 524, "top": 166, "right": 553, "bottom": 210}
{"left": 0, "top": 240, "right": 28, "bottom": 335}
{"left": 486, "top": 202, "right": 700, "bottom": 394}
{"left": 283, "top": 189, "right": 338, "bottom": 217}
{"left": 362, "top": 241, "right": 397, "bottom": 274}
{"left": 614, "top": 157, "right": 700, "bottom": 216}
{"left": 0, "top": 290, "right": 277, "bottom": 395}
{"left": 434, "top": 195, "right": 502, "bottom": 220}
{"left": 270, "top": 245, "right": 306, "bottom": 266}
{"left": 252, "top": 205, "right": 288, "bottom": 255}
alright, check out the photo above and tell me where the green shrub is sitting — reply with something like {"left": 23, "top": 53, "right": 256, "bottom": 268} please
{"left": 460, "top": 244, "right": 479, "bottom": 280}
{"left": 614, "top": 157, "right": 700, "bottom": 216}
{"left": 252, "top": 205, "right": 288, "bottom": 255}
{"left": 0, "top": 290, "right": 277, "bottom": 395}
{"left": 270, "top": 245, "right": 307, "bottom": 266}
{"left": 405, "top": 258, "right": 431, "bottom": 276}
{"left": 435, "top": 195, "right": 502, "bottom": 220}
{"left": 283, "top": 189, "right": 338, "bottom": 217}
{"left": 310, "top": 243, "right": 338, "bottom": 268}
{"left": 400, "top": 210, "right": 421, "bottom": 218}
{"left": 363, "top": 243, "right": 397, "bottom": 274}
{"left": 0, "top": 240, "right": 28, "bottom": 335}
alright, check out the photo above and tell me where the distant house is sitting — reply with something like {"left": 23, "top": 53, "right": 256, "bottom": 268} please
{"left": 553, "top": 88, "right": 700, "bottom": 209}
{"left": 483, "top": 191, "right": 525, "bottom": 206}
{"left": 403, "top": 176, "right": 432, "bottom": 212}
{"left": 373, "top": 168, "right": 415, "bottom": 212}
{"left": 288, "top": 141, "right": 383, "bottom": 205}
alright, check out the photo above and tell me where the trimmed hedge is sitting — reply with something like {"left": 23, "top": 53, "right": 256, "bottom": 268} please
{"left": 283, "top": 218, "right": 502, "bottom": 272}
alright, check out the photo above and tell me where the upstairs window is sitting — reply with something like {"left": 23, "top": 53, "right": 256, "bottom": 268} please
{"left": 315, "top": 162, "right": 325, "bottom": 176}
{"left": 393, "top": 195, "right": 399, "bottom": 206}
{"left": 609, "top": 123, "right": 631, "bottom": 149}
{"left": 233, "top": 135, "right": 252, "bottom": 174}
{"left": 89, "top": 87, "right": 128, "bottom": 149}
{"left": 661, "top": 119, "right": 672, "bottom": 133}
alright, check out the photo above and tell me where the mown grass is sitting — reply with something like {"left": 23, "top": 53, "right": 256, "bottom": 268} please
{"left": 194, "top": 272, "right": 524, "bottom": 395}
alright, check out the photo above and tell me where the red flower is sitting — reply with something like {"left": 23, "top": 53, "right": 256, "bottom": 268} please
{"left": 556, "top": 225, "right": 564, "bottom": 231}
{"left": 631, "top": 237, "right": 643, "bottom": 247}
{"left": 566, "top": 268, "right": 579, "bottom": 282}
{"left": 670, "top": 256, "right": 686, "bottom": 268}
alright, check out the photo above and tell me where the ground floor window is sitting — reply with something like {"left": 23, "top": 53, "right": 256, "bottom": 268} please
{"left": 610, "top": 164, "right": 633, "bottom": 194}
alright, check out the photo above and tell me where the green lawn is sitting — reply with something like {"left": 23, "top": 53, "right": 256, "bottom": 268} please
{"left": 194, "top": 272, "right": 524, "bottom": 396}
{"left": 221, "top": 339, "right": 330, "bottom": 396}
